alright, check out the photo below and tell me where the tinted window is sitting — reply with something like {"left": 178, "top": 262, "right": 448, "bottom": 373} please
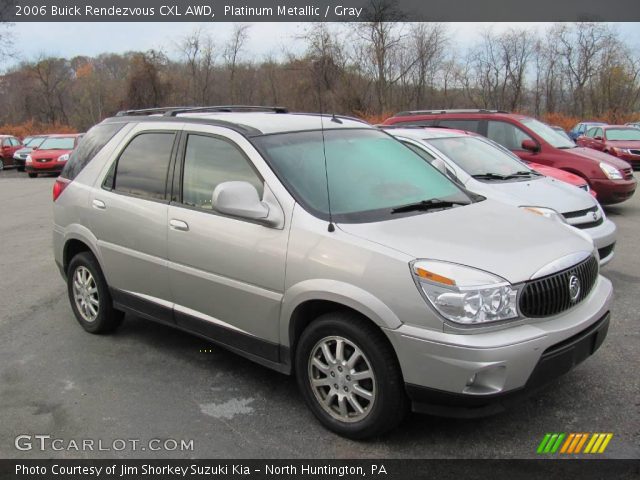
{"left": 182, "top": 135, "right": 263, "bottom": 210}
{"left": 393, "top": 119, "right": 437, "bottom": 127}
{"left": 487, "top": 121, "right": 533, "bottom": 150}
{"left": 112, "top": 132, "right": 175, "bottom": 200}
{"left": 10, "top": 138, "right": 20, "bottom": 146}
{"left": 437, "top": 120, "right": 481, "bottom": 132}
{"left": 62, "top": 123, "right": 126, "bottom": 180}
{"left": 585, "top": 127, "right": 598, "bottom": 137}
{"left": 39, "top": 137, "right": 76, "bottom": 150}
{"left": 605, "top": 128, "right": 640, "bottom": 141}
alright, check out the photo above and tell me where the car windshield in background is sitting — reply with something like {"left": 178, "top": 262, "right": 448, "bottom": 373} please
{"left": 426, "top": 136, "right": 535, "bottom": 178}
{"left": 253, "top": 128, "right": 471, "bottom": 223}
{"left": 26, "top": 137, "right": 46, "bottom": 147}
{"left": 521, "top": 117, "right": 576, "bottom": 149}
{"left": 606, "top": 128, "right": 640, "bottom": 141}
{"left": 39, "top": 137, "right": 75, "bottom": 150}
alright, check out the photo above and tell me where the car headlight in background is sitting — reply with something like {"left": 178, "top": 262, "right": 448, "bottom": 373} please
{"left": 25, "top": 155, "right": 32, "bottom": 164}
{"left": 599, "top": 162, "right": 623, "bottom": 180}
{"left": 520, "top": 206, "right": 567, "bottom": 223}
{"left": 610, "top": 147, "right": 630, "bottom": 156}
{"left": 58, "top": 153, "right": 69, "bottom": 162}
{"left": 411, "top": 260, "right": 518, "bottom": 325}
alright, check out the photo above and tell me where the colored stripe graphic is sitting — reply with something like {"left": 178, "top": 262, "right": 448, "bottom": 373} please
{"left": 538, "top": 433, "right": 613, "bottom": 454}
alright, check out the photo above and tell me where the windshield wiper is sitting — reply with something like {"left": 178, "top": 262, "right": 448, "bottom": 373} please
{"left": 472, "top": 171, "right": 538, "bottom": 180}
{"left": 391, "top": 198, "right": 469, "bottom": 214}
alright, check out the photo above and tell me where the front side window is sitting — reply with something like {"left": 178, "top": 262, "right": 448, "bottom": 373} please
{"left": 585, "top": 127, "right": 598, "bottom": 138}
{"left": 253, "top": 129, "right": 470, "bottom": 223}
{"left": 519, "top": 117, "right": 576, "bottom": 148}
{"left": 111, "top": 132, "right": 175, "bottom": 200}
{"left": 181, "top": 134, "right": 263, "bottom": 210}
{"left": 487, "top": 121, "right": 533, "bottom": 150}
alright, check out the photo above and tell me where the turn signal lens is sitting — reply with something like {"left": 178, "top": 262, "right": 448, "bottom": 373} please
{"left": 415, "top": 267, "right": 456, "bottom": 286}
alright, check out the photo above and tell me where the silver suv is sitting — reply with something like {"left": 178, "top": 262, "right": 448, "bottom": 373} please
{"left": 53, "top": 107, "right": 612, "bottom": 439}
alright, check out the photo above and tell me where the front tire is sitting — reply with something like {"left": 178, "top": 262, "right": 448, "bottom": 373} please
{"left": 295, "top": 311, "right": 407, "bottom": 439}
{"left": 28, "top": 172, "right": 37, "bottom": 178}
{"left": 67, "top": 252, "right": 123, "bottom": 334}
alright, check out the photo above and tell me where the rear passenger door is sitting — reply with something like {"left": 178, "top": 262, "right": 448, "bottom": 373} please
{"left": 167, "top": 127, "right": 289, "bottom": 360}
{"left": 90, "top": 125, "right": 179, "bottom": 322}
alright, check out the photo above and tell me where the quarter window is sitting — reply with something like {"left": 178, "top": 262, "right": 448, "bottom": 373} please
{"left": 181, "top": 134, "right": 263, "bottom": 210}
{"left": 111, "top": 132, "right": 175, "bottom": 200}
{"left": 487, "top": 121, "right": 533, "bottom": 150}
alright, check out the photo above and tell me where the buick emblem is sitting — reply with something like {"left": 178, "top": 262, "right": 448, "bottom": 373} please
{"left": 592, "top": 211, "right": 598, "bottom": 221}
{"left": 568, "top": 275, "right": 581, "bottom": 303}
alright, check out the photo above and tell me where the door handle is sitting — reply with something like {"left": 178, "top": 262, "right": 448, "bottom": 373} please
{"left": 92, "top": 199, "right": 106, "bottom": 210}
{"left": 169, "top": 219, "right": 189, "bottom": 231}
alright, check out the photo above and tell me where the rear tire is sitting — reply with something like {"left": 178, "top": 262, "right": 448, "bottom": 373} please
{"left": 295, "top": 311, "right": 407, "bottom": 439}
{"left": 28, "top": 173, "right": 37, "bottom": 178}
{"left": 17, "top": 166, "right": 25, "bottom": 172}
{"left": 67, "top": 252, "right": 123, "bottom": 334}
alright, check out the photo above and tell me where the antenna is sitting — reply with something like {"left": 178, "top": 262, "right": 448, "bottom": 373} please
{"left": 318, "top": 91, "right": 335, "bottom": 232}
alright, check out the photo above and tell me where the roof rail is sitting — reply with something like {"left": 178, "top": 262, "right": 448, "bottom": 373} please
{"left": 115, "top": 105, "right": 289, "bottom": 117}
{"left": 394, "top": 109, "right": 510, "bottom": 117}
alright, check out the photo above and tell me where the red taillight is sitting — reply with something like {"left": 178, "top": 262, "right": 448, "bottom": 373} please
{"left": 53, "top": 177, "right": 71, "bottom": 201}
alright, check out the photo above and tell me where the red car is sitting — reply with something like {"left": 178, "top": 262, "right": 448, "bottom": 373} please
{"left": 25, "top": 134, "right": 83, "bottom": 178}
{"left": 0, "top": 135, "right": 23, "bottom": 169}
{"left": 383, "top": 110, "right": 636, "bottom": 204}
{"left": 576, "top": 125, "right": 640, "bottom": 170}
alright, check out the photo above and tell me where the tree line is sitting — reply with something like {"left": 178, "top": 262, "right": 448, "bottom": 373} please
{"left": 1, "top": 19, "right": 639, "bottom": 133}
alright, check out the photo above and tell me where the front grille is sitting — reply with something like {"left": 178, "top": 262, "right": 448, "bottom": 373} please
{"left": 519, "top": 256, "right": 599, "bottom": 318}
{"left": 562, "top": 205, "right": 597, "bottom": 219}
{"left": 622, "top": 167, "right": 633, "bottom": 180}
{"left": 630, "top": 149, "right": 640, "bottom": 156}
{"left": 598, "top": 243, "right": 615, "bottom": 260}
{"left": 37, "top": 158, "right": 52, "bottom": 163}
{"left": 579, "top": 184, "right": 589, "bottom": 192}
{"left": 573, "top": 218, "right": 604, "bottom": 229}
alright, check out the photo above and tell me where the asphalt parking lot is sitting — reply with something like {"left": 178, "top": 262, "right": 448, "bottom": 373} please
{"left": 0, "top": 168, "right": 638, "bottom": 459}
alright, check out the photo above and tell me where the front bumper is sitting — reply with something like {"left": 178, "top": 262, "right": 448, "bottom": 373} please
{"left": 13, "top": 156, "right": 26, "bottom": 167}
{"left": 385, "top": 275, "right": 613, "bottom": 417}
{"left": 581, "top": 218, "right": 616, "bottom": 266}
{"left": 590, "top": 178, "right": 636, "bottom": 204}
{"left": 26, "top": 163, "right": 65, "bottom": 173}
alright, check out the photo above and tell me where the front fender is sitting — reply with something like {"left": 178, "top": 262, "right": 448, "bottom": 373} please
{"left": 279, "top": 279, "right": 402, "bottom": 346}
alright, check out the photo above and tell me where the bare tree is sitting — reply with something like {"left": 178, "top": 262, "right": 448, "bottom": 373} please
{"left": 223, "top": 24, "right": 250, "bottom": 103}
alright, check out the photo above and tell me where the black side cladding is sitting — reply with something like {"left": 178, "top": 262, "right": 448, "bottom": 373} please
{"left": 60, "top": 122, "right": 127, "bottom": 180}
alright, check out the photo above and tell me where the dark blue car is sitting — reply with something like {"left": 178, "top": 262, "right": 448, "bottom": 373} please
{"left": 569, "top": 121, "right": 607, "bottom": 141}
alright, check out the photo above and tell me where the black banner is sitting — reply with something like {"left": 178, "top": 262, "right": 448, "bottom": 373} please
{"left": 1, "top": 460, "right": 639, "bottom": 480}
{"left": 1, "top": 0, "right": 640, "bottom": 22}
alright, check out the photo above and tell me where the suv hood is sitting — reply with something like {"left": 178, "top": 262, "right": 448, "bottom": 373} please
{"left": 568, "top": 146, "right": 631, "bottom": 169}
{"left": 467, "top": 176, "right": 595, "bottom": 215}
{"left": 338, "top": 199, "right": 594, "bottom": 284}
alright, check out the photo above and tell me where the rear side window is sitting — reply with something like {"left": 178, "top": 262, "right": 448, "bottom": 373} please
{"left": 61, "top": 123, "right": 126, "bottom": 180}
{"left": 437, "top": 120, "right": 481, "bottom": 132}
{"left": 110, "top": 132, "right": 175, "bottom": 201}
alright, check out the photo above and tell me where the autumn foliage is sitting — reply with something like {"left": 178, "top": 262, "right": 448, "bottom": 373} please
{"left": 0, "top": 120, "right": 77, "bottom": 140}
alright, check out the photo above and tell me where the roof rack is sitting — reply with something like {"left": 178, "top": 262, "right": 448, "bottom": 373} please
{"left": 115, "top": 105, "right": 288, "bottom": 117}
{"left": 394, "top": 109, "right": 510, "bottom": 117}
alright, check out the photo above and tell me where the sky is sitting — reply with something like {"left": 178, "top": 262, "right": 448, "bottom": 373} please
{"left": 4, "top": 22, "right": 640, "bottom": 67}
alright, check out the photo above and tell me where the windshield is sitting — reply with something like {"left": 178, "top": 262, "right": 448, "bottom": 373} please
{"left": 605, "top": 128, "right": 640, "bottom": 141}
{"left": 521, "top": 118, "right": 576, "bottom": 148}
{"left": 426, "top": 136, "right": 534, "bottom": 178}
{"left": 26, "top": 137, "right": 46, "bottom": 148}
{"left": 253, "top": 129, "right": 471, "bottom": 223}
{"left": 39, "top": 137, "right": 75, "bottom": 150}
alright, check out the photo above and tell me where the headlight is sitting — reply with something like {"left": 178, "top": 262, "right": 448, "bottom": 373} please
{"left": 520, "top": 206, "right": 567, "bottom": 223}
{"left": 58, "top": 153, "right": 69, "bottom": 162}
{"left": 25, "top": 155, "right": 32, "bottom": 164}
{"left": 610, "top": 147, "right": 630, "bottom": 155}
{"left": 411, "top": 260, "right": 518, "bottom": 325}
{"left": 599, "top": 162, "right": 623, "bottom": 180}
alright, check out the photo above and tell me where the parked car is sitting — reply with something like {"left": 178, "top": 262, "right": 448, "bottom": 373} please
{"left": 576, "top": 125, "right": 640, "bottom": 170}
{"left": 382, "top": 110, "right": 636, "bottom": 204}
{"left": 569, "top": 121, "right": 607, "bottom": 141}
{"left": 384, "top": 126, "right": 616, "bottom": 264}
{"left": 526, "top": 161, "right": 596, "bottom": 198}
{"left": 25, "top": 134, "right": 83, "bottom": 178}
{"left": 53, "top": 106, "right": 612, "bottom": 439}
{"left": 0, "top": 135, "right": 23, "bottom": 169}
{"left": 13, "top": 135, "right": 47, "bottom": 172}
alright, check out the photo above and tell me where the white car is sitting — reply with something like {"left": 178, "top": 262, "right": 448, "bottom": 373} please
{"left": 385, "top": 127, "right": 617, "bottom": 265}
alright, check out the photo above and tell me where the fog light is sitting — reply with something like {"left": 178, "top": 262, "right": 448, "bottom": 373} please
{"left": 466, "top": 373, "right": 478, "bottom": 387}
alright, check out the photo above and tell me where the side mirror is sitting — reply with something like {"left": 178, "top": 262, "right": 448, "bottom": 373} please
{"left": 521, "top": 139, "right": 539, "bottom": 152}
{"left": 212, "top": 181, "right": 274, "bottom": 225}
{"left": 431, "top": 158, "right": 449, "bottom": 176}
{"left": 594, "top": 136, "right": 603, "bottom": 141}
{"left": 32, "top": 146, "right": 38, "bottom": 151}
